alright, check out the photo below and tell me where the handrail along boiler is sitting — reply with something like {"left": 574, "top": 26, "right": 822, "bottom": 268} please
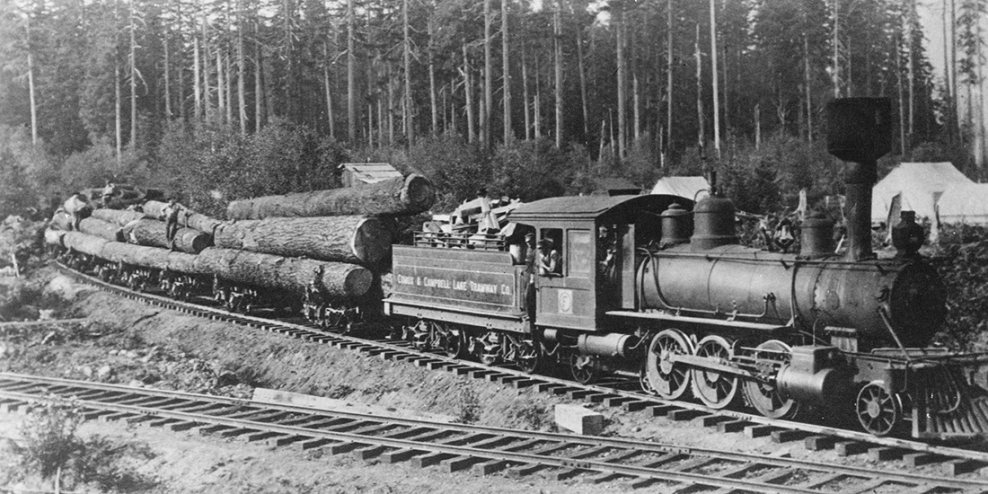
{"left": 386, "top": 98, "right": 988, "bottom": 438}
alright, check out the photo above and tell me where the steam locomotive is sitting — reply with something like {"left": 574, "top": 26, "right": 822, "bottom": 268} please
{"left": 53, "top": 98, "right": 988, "bottom": 439}
{"left": 387, "top": 98, "right": 987, "bottom": 438}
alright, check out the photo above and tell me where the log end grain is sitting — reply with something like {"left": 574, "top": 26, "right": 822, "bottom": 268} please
{"left": 341, "top": 266, "right": 374, "bottom": 298}
{"left": 401, "top": 174, "right": 436, "bottom": 213}
{"left": 353, "top": 218, "right": 392, "bottom": 266}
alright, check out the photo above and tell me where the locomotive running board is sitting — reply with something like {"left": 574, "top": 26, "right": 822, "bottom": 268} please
{"left": 605, "top": 310, "right": 788, "bottom": 334}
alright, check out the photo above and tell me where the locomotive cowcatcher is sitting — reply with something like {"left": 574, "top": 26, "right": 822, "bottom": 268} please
{"left": 386, "top": 98, "right": 988, "bottom": 439}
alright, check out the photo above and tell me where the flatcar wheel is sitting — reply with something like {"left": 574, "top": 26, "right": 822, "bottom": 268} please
{"left": 690, "top": 335, "right": 739, "bottom": 409}
{"left": 569, "top": 354, "right": 598, "bottom": 384}
{"left": 515, "top": 340, "right": 544, "bottom": 374}
{"left": 856, "top": 381, "right": 902, "bottom": 436}
{"left": 645, "top": 329, "right": 693, "bottom": 400}
{"left": 441, "top": 328, "right": 467, "bottom": 359}
{"left": 742, "top": 340, "right": 799, "bottom": 420}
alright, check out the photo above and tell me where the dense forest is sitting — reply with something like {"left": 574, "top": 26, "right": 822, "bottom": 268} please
{"left": 0, "top": 0, "right": 985, "bottom": 219}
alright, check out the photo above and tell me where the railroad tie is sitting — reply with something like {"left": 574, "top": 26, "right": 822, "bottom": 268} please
{"left": 471, "top": 459, "right": 512, "bottom": 476}
{"left": 352, "top": 444, "right": 390, "bottom": 460}
{"left": 381, "top": 448, "right": 426, "bottom": 464}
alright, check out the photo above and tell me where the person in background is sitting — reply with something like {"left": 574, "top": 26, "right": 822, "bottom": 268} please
{"left": 161, "top": 197, "right": 185, "bottom": 250}
{"left": 63, "top": 192, "right": 91, "bottom": 231}
{"left": 523, "top": 232, "right": 538, "bottom": 318}
{"left": 538, "top": 238, "right": 560, "bottom": 276}
{"left": 477, "top": 188, "right": 499, "bottom": 233}
{"left": 102, "top": 182, "right": 118, "bottom": 208}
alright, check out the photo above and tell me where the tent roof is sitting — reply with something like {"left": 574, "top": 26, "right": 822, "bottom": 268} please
{"left": 650, "top": 176, "right": 710, "bottom": 202}
{"left": 936, "top": 184, "right": 988, "bottom": 224}
{"left": 871, "top": 162, "right": 973, "bottom": 223}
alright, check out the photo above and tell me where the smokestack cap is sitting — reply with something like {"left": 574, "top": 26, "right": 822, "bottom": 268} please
{"left": 826, "top": 98, "right": 892, "bottom": 163}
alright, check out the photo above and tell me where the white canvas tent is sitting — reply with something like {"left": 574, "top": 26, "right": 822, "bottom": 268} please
{"left": 651, "top": 176, "right": 710, "bottom": 202}
{"left": 870, "top": 162, "right": 973, "bottom": 224}
{"left": 936, "top": 184, "right": 988, "bottom": 225}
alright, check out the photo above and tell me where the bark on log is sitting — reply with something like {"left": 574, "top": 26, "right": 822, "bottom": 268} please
{"left": 79, "top": 218, "right": 124, "bottom": 242}
{"left": 97, "top": 241, "right": 203, "bottom": 274}
{"left": 63, "top": 232, "right": 109, "bottom": 257}
{"left": 226, "top": 174, "right": 435, "bottom": 220}
{"left": 214, "top": 216, "right": 390, "bottom": 266}
{"left": 44, "top": 228, "right": 66, "bottom": 247}
{"left": 143, "top": 200, "right": 224, "bottom": 235}
{"left": 49, "top": 211, "right": 73, "bottom": 231}
{"left": 91, "top": 208, "right": 145, "bottom": 227}
{"left": 194, "top": 248, "right": 372, "bottom": 298}
{"left": 130, "top": 219, "right": 212, "bottom": 254}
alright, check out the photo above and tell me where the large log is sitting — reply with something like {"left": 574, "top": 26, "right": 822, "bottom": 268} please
{"left": 79, "top": 218, "right": 124, "bottom": 242}
{"left": 91, "top": 208, "right": 145, "bottom": 227}
{"left": 130, "top": 219, "right": 212, "bottom": 254}
{"left": 44, "top": 228, "right": 66, "bottom": 247}
{"left": 143, "top": 200, "right": 224, "bottom": 235}
{"left": 226, "top": 174, "right": 435, "bottom": 220}
{"left": 214, "top": 216, "right": 390, "bottom": 266}
{"left": 63, "top": 232, "right": 109, "bottom": 257}
{"left": 194, "top": 248, "right": 372, "bottom": 298}
{"left": 49, "top": 210, "right": 73, "bottom": 231}
{"left": 98, "top": 241, "right": 202, "bottom": 274}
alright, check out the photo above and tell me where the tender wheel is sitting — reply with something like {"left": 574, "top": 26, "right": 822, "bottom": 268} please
{"left": 856, "top": 381, "right": 902, "bottom": 436}
{"left": 645, "top": 329, "right": 694, "bottom": 399}
{"left": 690, "top": 335, "right": 739, "bottom": 409}
{"left": 442, "top": 328, "right": 467, "bottom": 359}
{"left": 515, "top": 339, "right": 544, "bottom": 374}
{"left": 742, "top": 340, "right": 799, "bottom": 420}
{"left": 569, "top": 353, "right": 598, "bottom": 384}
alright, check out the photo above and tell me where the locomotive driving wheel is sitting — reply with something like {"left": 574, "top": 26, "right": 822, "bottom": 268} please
{"left": 741, "top": 340, "right": 799, "bottom": 419}
{"left": 856, "top": 381, "right": 902, "bottom": 436}
{"left": 645, "top": 329, "right": 693, "bottom": 400}
{"left": 690, "top": 335, "right": 739, "bottom": 409}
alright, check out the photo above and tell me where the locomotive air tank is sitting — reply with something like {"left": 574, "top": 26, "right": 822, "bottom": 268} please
{"left": 638, "top": 98, "right": 945, "bottom": 349}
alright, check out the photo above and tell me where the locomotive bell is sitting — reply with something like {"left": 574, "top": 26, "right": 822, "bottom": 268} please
{"left": 690, "top": 194, "right": 739, "bottom": 250}
{"left": 659, "top": 203, "right": 691, "bottom": 248}
{"left": 800, "top": 211, "right": 834, "bottom": 258}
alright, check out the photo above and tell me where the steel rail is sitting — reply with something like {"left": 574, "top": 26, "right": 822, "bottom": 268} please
{"left": 1, "top": 375, "right": 984, "bottom": 492}
{"left": 54, "top": 263, "right": 988, "bottom": 467}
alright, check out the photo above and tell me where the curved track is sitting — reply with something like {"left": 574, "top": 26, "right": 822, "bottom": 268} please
{"left": 55, "top": 263, "right": 988, "bottom": 479}
{"left": 2, "top": 373, "right": 987, "bottom": 493}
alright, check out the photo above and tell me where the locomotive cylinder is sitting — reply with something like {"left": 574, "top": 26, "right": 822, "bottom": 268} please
{"left": 576, "top": 333, "right": 636, "bottom": 358}
{"left": 775, "top": 346, "right": 846, "bottom": 404}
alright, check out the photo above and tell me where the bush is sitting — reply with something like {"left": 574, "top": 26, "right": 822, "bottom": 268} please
{"left": 17, "top": 402, "right": 157, "bottom": 491}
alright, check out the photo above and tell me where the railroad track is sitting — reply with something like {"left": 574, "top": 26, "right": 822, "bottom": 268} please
{"left": 2, "top": 373, "right": 986, "bottom": 493}
{"left": 55, "top": 263, "right": 988, "bottom": 480}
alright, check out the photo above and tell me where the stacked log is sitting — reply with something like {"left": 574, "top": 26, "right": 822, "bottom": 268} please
{"left": 214, "top": 216, "right": 390, "bottom": 266}
{"left": 79, "top": 218, "right": 124, "bottom": 242}
{"left": 100, "top": 241, "right": 203, "bottom": 273}
{"left": 142, "top": 200, "right": 224, "bottom": 235}
{"left": 44, "top": 229, "right": 66, "bottom": 247}
{"left": 63, "top": 231, "right": 109, "bottom": 257}
{"left": 194, "top": 248, "right": 372, "bottom": 298}
{"left": 91, "top": 208, "right": 145, "bottom": 227}
{"left": 49, "top": 210, "right": 74, "bottom": 231}
{"left": 226, "top": 174, "right": 435, "bottom": 220}
{"left": 130, "top": 220, "right": 212, "bottom": 254}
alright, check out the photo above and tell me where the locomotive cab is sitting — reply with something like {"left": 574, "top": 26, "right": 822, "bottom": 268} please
{"left": 510, "top": 195, "right": 689, "bottom": 331}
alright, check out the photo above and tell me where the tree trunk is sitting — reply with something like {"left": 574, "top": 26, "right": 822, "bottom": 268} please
{"left": 895, "top": 32, "right": 906, "bottom": 156}
{"left": 429, "top": 3, "right": 438, "bottom": 136}
{"left": 709, "top": 0, "right": 720, "bottom": 158}
{"left": 534, "top": 54, "right": 541, "bottom": 139}
{"left": 522, "top": 42, "right": 530, "bottom": 140}
{"left": 633, "top": 73, "right": 640, "bottom": 146}
{"left": 195, "top": 248, "right": 372, "bottom": 298}
{"left": 214, "top": 216, "right": 390, "bottom": 266}
{"left": 227, "top": 174, "right": 435, "bottom": 220}
{"left": 202, "top": 3, "right": 212, "bottom": 121}
{"left": 695, "top": 24, "right": 704, "bottom": 152}
{"left": 238, "top": 0, "right": 247, "bottom": 134}
{"left": 130, "top": 219, "right": 213, "bottom": 254}
{"left": 403, "top": 0, "right": 415, "bottom": 146}
{"left": 616, "top": 9, "right": 626, "bottom": 158}
{"left": 803, "top": 32, "right": 812, "bottom": 143}
{"left": 464, "top": 45, "right": 475, "bottom": 143}
{"left": 483, "top": 0, "right": 492, "bottom": 147}
{"left": 577, "top": 26, "right": 589, "bottom": 141}
{"left": 79, "top": 218, "right": 124, "bottom": 242}
{"left": 666, "top": 0, "right": 673, "bottom": 155}
{"left": 554, "top": 4, "right": 563, "bottom": 148}
{"left": 907, "top": 0, "right": 915, "bottom": 145}
{"left": 832, "top": 0, "right": 839, "bottom": 97}
{"left": 130, "top": 0, "right": 137, "bottom": 148}
{"left": 255, "top": 24, "right": 264, "bottom": 132}
{"left": 217, "top": 49, "right": 226, "bottom": 124}
{"left": 502, "top": 0, "right": 512, "bottom": 142}
{"left": 164, "top": 28, "right": 172, "bottom": 119}
{"left": 26, "top": 20, "right": 37, "bottom": 146}
{"left": 347, "top": 0, "right": 356, "bottom": 142}
{"left": 324, "top": 41, "right": 336, "bottom": 139}
{"left": 226, "top": 0, "right": 234, "bottom": 127}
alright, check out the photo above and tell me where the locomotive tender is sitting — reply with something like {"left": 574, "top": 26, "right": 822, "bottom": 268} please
{"left": 387, "top": 98, "right": 988, "bottom": 438}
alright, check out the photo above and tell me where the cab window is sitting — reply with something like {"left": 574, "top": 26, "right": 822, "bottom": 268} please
{"left": 567, "top": 229, "right": 592, "bottom": 278}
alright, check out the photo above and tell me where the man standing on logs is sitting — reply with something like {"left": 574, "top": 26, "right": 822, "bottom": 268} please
{"left": 63, "top": 192, "right": 91, "bottom": 231}
{"left": 161, "top": 197, "right": 185, "bottom": 251}
{"left": 102, "top": 182, "right": 118, "bottom": 208}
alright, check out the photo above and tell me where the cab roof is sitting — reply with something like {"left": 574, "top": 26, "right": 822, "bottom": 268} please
{"left": 509, "top": 194, "right": 692, "bottom": 223}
